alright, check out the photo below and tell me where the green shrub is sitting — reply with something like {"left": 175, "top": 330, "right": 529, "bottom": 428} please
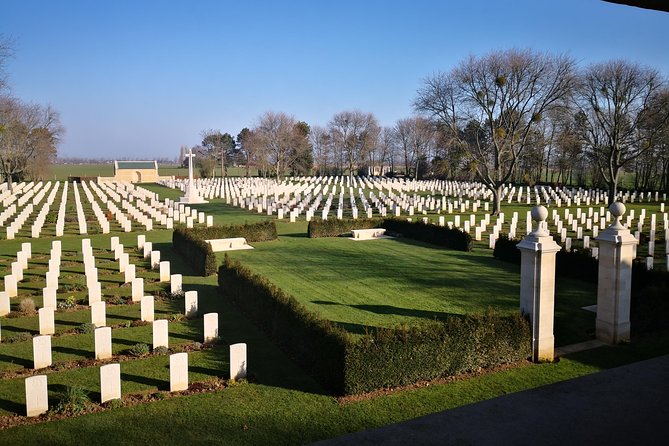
{"left": 57, "top": 295, "right": 78, "bottom": 310}
{"left": 153, "top": 346, "right": 169, "bottom": 355}
{"left": 307, "top": 218, "right": 383, "bottom": 238}
{"left": 128, "top": 343, "right": 150, "bottom": 357}
{"left": 52, "top": 385, "right": 92, "bottom": 415}
{"left": 173, "top": 221, "right": 278, "bottom": 276}
{"left": 78, "top": 323, "right": 96, "bottom": 334}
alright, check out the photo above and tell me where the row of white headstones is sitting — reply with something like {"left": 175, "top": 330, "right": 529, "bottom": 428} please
{"left": 162, "top": 176, "right": 669, "bottom": 268}
{"left": 161, "top": 176, "right": 667, "bottom": 220}
{"left": 0, "top": 180, "right": 214, "bottom": 240}
{"left": 0, "top": 235, "right": 247, "bottom": 417}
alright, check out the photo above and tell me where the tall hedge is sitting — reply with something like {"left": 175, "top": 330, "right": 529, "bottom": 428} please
{"left": 218, "top": 256, "right": 531, "bottom": 395}
{"left": 218, "top": 256, "right": 351, "bottom": 393}
{"left": 307, "top": 217, "right": 473, "bottom": 252}
{"left": 173, "top": 221, "right": 278, "bottom": 276}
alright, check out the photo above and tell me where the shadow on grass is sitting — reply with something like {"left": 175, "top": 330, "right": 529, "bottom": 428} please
{"left": 0, "top": 397, "right": 24, "bottom": 415}
{"left": 121, "top": 373, "right": 167, "bottom": 391}
{"left": 0, "top": 353, "right": 32, "bottom": 368}
{"left": 312, "top": 300, "right": 459, "bottom": 323}
{"left": 53, "top": 346, "right": 90, "bottom": 357}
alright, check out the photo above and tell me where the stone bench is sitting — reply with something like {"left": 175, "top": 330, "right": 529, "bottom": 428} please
{"left": 206, "top": 237, "right": 253, "bottom": 252}
{"left": 351, "top": 228, "right": 386, "bottom": 240}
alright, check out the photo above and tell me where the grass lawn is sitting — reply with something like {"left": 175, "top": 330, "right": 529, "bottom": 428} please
{"left": 226, "top": 234, "right": 596, "bottom": 345}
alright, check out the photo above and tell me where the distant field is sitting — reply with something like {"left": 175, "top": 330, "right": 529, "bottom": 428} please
{"left": 48, "top": 164, "right": 252, "bottom": 180}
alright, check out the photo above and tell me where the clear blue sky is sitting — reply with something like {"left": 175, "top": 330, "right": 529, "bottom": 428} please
{"left": 2, "top": 0, "right": 668, "bottom": 160}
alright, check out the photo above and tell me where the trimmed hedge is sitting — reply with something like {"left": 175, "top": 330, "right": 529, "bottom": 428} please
{"left": 381, "top": 218, "right": 473, "bottom": 252}
{"left": 173, "top": 221, "right": 277, "bottom": 276}
{"left": 493, "top": 232, "right": 669, "bottom": 334}
{"left": 344, "top": 313, "right": 530, "bottom": 394}
{"left": 307, "top": 217, "right": 473, "bottom": 252}
{"left": 218, "top": 255, "right": 351, "bottom": 392}
{"left": 307, "top": 218, "right": 384, "bottom": 238}
{"left": 218, "top": 256, "right": 531, "bottom": 395}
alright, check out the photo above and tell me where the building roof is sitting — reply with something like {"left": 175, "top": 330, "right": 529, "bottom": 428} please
{"left": 115, "top": 161, "right": 157, "bottom": 170}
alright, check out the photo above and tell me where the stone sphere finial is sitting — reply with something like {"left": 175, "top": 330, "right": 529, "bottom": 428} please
{"left": 609, "top": 201, "right": 626, "bottom": 230}
{"left": 531, "top": 205, "right": 548, "bottom": 222}
{"left": 609, "top": 201, "right": 625, "bottom": 218}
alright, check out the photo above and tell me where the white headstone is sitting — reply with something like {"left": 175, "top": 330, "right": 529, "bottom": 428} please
{"left": 42, "top": 287, "right": 57, "bottom": 309}
{"left": 137, "top": 234, "right": 146, "bottom": 250}
{"left": 124, "top": 264, "right": 136, "bottom": 284}
{"left": 131, "top": 278, "right": 144, "bottom": 302}
{"left": 184, "top": 291, "right": 198, "bottom": 317}
{"left": 141, "top": 295, "right": 154, "bottom": 322}
{"left": 100, "top": 363, "right": 121, "bottom": 403}
{"left": 169, "top": 352, "right": 188, "bottom": 392}
{"left": 170, "top": 274, "right": 182, "bottom": 294}
{"left": 25, "top": 375, "right": 48, "bottom": 417}
{"left": 229, "top": 343, "right": 247, "bottom": 380}
{"left": 88, "top": 281, "right": 102, "bottom": 305}
{"left": 150, "top": 250, "right": 161, "bottom": 269}
{"left": 95, "top": 326, "right": 113, "bottom": 360}
{"left": 0, "top": 291, "right": 9, "bottom": 316}
{"left": 152, "top": 319, "right": 169, "bottom": 349}
{"left": 38, "top": 307, "right": 55, "bottom": 335}
{"left": 33, "top": 335, "right": 52, "bottom": 369}
{"left": 91, "top": 301, "right": 106, "bottom": 327}
{"left": 4, "top": 275, "right": 17, "bottom": 298}
{"left": 203, "top": 312, "right": 218, "bottom": 343}
{"left": 159, "top": 261, "right": 171, "bottom": 282}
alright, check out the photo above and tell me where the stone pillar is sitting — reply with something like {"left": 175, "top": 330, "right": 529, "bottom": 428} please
{"left": 516, "top": 206, "right": 561, "bottom": 362}
{"left": 596, "top": 202, "right": 638, "bottom": 344}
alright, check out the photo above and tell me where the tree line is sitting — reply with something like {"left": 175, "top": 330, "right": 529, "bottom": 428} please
{"left": 191, "top": 49, "right": 669, "bottom": 214}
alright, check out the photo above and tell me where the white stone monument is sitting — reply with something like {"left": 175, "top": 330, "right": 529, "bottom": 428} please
{"left": 100, "top": 363, "right": 121, "bottom": 403}
{"left": 25, "top": 375, "right": 48, "bottom": 417}
{"left": 596, "top": 202, "right": 638, "bottom": 344}
{"left": 516, "top": 206, "right": 561, "bottom": 362}
{"left": 153, "top": 319, "right": 169, "bottom": 349}
{"left": 229, "top": 343, "right": 247, "bottom": 380}
{"left": 33, "top": 335, "right": 52, "bottom": 369}
{"left": 203, "top": 312, "right": 218, "bottom": 343}
{"left": 95, "top": 326, "right": 113, "bottom": 360}
{"left": 169, "top": 352, "right": 188, "bottom": 392}
{"left": 179, "top": 149, "right": 208, "bottom": 204}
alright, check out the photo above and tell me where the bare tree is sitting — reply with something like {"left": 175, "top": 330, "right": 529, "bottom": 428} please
{"left": 0, "top": 97, "right": 63, "bottom": 189}
{"left": 310, "top": 125, "right": 331, "bottom": 175}
{"left": 394, "top": 116, "right": 437, "bottom": 179}
{"left": 328, "top": 110, "right": 380, "bottom": 177}
{"left": 415, "top": 49, "right": 576, "bottom": 214}
{"left": 0, "top": 35, "right": 13, "bottom": 94}
{"left": 574, "top": 60, "right": 669, "bottom": 203}
{"left": 249, "top": 111, "right": 305, "bottom": 179}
